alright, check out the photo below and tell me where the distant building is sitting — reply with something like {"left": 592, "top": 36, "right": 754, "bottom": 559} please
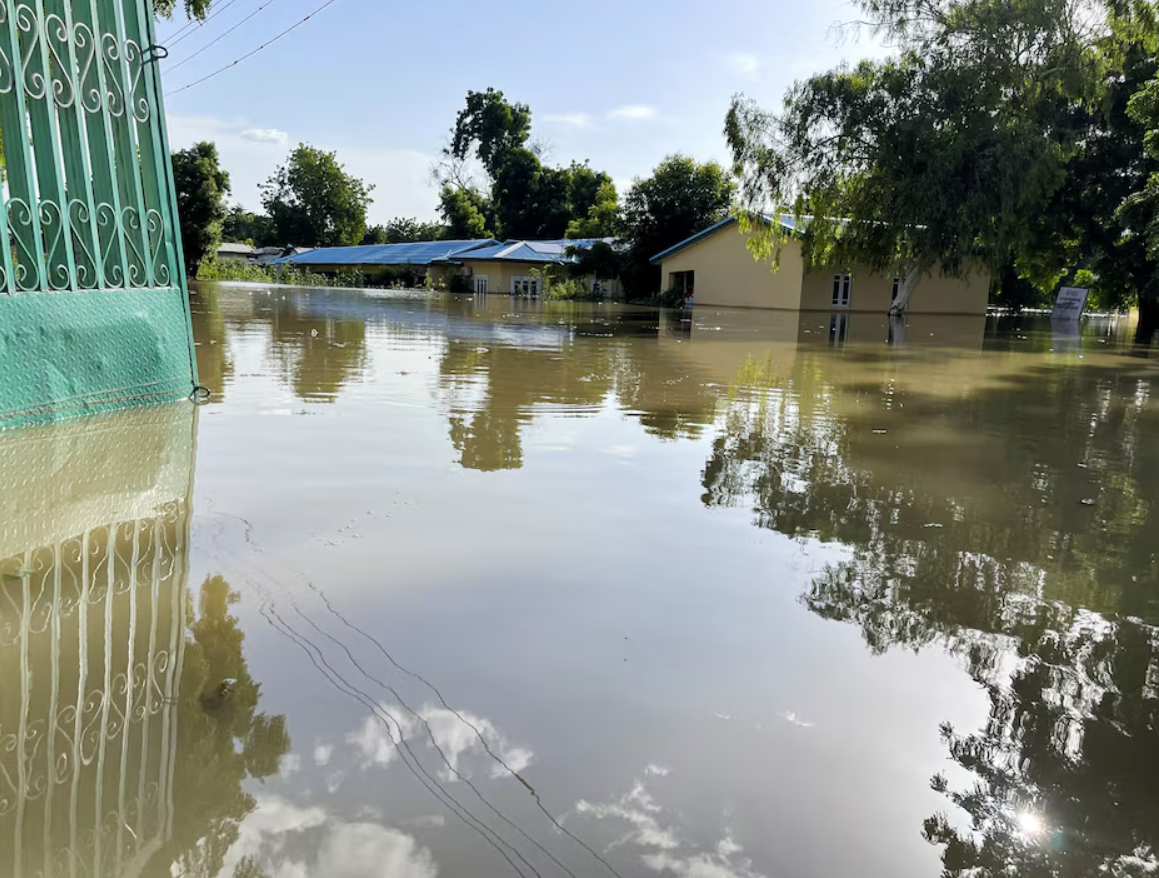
{"left": 447, "top": 239, "right": 621, "bottom": 298}
{"left": 651, "top": 216, "right": 990, "bottom": 314}
{"left": 277, "top": 238, "right": 621, "bottom": 296}
{"left": 216, "top": 242, "right": 255, "bottom": 262}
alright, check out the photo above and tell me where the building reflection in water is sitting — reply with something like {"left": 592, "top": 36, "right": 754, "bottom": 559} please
{"left": 0, "top": 405, "right": 288, "bottom": 878}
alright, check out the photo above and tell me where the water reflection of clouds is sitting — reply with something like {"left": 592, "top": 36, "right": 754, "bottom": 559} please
{"left": 347, "top": 702, "right": 533, "bottom": 781}
{"left": 222, "top": 795, "right": 438, "bottom": 878}
{"left": 575, "top": 772, "right": 768, "bottom": 878}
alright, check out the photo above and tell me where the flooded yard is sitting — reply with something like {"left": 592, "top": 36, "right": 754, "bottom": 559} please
{"left": 2, "top": 283, "right": 1157, "bottom": 878}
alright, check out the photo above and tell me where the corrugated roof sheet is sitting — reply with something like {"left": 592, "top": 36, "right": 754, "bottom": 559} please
{"left": 649, "top": 214, "right": 806, "bottom": 264}
{"left": 453, "top": 238, "right": 616, "bottom": 264}
{"left": 277, "top": 240, "right": 498, "bottom": 266}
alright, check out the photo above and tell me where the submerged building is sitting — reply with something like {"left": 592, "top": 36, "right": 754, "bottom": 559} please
{"left": 277, "top": 238, "right": 620, "bottom": 297}
{"left": 651, "top": 216, "right": 990, "bottom": 314}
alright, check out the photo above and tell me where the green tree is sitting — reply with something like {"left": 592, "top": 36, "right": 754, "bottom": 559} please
{"left": 448, "top": 87, "right": 533, "bottom": 178}
{"left": 724, "top": 0, "right": 1098, "bottom": 314}
{"left": 364, "top": 217, "right": 449, "bottom": 244}
{"left": 567, "top": 180, "right": 620, "bottom": 239}
{"left": 150, "top": 575, "right": 291, "bottom": 878}
{"left": 221, "top": 204, "right": 276, "bottom": 247}
{"left": 620, "top": 154, "right": 736, "bottom": 297}
{"left": 439, "top": 185, "right": 492, "bottom": 239}
{"left": 261, "top": 144, "right": 373, "bottom": 248}
{"left": 171, "top": 141, "right": 230, "bottom": 275}
{"left": 439, "top": 89, "right": 619, "bottom": 241}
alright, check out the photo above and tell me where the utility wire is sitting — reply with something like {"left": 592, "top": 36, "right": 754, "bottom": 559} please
{"left": 167, "top": 0, "right": 284, "bottom": 73}
{"left": 166, "top": 0, "right": 343, "bottom": 96}
{"left": 167, "top": 0, "right": 245, "bottom": 47}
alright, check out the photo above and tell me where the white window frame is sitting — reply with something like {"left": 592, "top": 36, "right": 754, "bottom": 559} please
{"left": 511, "top": 275, "right": 541, "bottom": 297}
{"left": 832, "top": 274, "right": 852, "bottom": 308}
{"left": 474, "top": 275, "right": 488, "bottom": 295}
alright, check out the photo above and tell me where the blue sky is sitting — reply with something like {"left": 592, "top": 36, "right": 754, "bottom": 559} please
{"left": 159, "top": 0, "right": 883, "bottom": 225}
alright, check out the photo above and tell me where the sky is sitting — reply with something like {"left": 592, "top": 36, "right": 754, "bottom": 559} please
{"left": 158, "top": 0, "right": 886, "bottom": 225}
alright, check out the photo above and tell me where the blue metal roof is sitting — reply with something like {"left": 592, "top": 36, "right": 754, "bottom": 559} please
{"left": 276, "top": 239, "right": 498, "bottom": 267}
{"left": 453, "top": 237, "right": 616, "bottom": 264}
{"left": 649, "top": 214, "right": 804, "bottom": 264}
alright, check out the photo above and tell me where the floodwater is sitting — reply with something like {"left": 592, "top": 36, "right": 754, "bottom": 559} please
{"left": 2, "top": 283, "right": 1157, "bottom": 878}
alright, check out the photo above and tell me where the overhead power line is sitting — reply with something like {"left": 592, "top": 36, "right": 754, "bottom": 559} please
{"left": 167, "top": 0, "right": 284, "bottom": 73}
{"left": 167, "top": 0, "right": 245, "bottom": 48}
{"left": 166, "top": 0, "right": 344, "bottom": 96}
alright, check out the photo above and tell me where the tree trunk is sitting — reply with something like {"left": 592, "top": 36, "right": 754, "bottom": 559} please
{"left": 887, "top": 313, "right": 907, "bottom": 346}
{"left": 889, "top": 262, "right": 924, "bottom": 315}
{"left": 1136, "top": 293, "right": 1159, "bottom": 345}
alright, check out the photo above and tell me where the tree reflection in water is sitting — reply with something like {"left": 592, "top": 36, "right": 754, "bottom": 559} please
{"left": 703, "top": 351, "right": 1159, "bottom": 876}
{"left": 151, "top": 575, "right": 290, "bottom": 878}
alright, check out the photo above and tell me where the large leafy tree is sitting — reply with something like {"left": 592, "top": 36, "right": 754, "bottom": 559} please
{"left": 261, "top": 144, "right": 373, "bottom": 248}
{"left": 725, "top": 0, "right": 1098, "bottom": 313}
{"left": 620, "top": 154, "right": 736, "bottom": 297}
{"left": 171, "top": 141, "right": 229, "bottom": 275}
{"left": 439, "top": 89, "right": 618, "bottom": 240}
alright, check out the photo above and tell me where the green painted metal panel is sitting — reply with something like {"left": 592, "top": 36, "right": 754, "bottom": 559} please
{"left": 0, "top": 289, "right": 193, "bottom": 426}
{"left": 0, "top": 0, "right": 197, "bottom": 430}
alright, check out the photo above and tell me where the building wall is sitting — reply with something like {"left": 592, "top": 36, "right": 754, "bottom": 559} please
{"left": 800, "top": 263, "right": 991, "bottom": 315}
{"left": 658, "top": 225, "right": 804, "bottom": 309}
{"left": 458, "top": 262, "right": 623, "bottom": 298}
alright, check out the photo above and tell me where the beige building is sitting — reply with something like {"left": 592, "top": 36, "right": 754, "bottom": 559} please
{"left": 652, "top": 216, "right": 990, "bottom": 315}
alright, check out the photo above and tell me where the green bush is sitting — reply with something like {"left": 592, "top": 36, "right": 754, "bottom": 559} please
{"left": 196, "top": 259, "right": 366, "bottom": 290}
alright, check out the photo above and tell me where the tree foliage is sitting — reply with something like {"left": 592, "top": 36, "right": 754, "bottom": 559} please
{"left": 261, "top": 144, "right": 373, "bottom": 248}
{"left": 221, "top": 204, "right": 276, "bottom": 247}
{"left": 724, "top": 0, "right": 1113, "bottom": 312}
{"left": 362, "top": 217, "right": 448, "bottom": 244}
{"left": 438, "top": 89, "right": 620, "bottom": 241}
{"left": 154, "top": 0, "right": 212, "bottom": 19}
{"left": 620, "top": 155, "right": 736, "bottom": 297}
{"left": 171, "top": 141, "right": 230, "bottom": 275}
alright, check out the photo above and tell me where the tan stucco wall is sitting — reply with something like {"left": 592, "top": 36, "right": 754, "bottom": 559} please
{"left": 800, "top": 264, "right": 991, "bottom": 315}
{"left": 458, "top": 262, "right": 623, "bottom": 298}
{"left": 659, "top": 225, "right": 804, "bottom": 309}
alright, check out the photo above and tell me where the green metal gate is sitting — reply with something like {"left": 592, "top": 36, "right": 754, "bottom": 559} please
{"left": 0, "top": 0, "right": 196, "bottom": 429}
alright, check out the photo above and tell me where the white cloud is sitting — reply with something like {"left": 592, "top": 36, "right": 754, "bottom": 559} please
{"left": 241, "top": 127, "right": 289, "bottom": 144}
{"left": 645, "top": 764, "right": 670, "bottom": 777}
{"left": 166, "top": 115, "right": 441, "bottom": 224}
{"left": 728, "top": 52, "right": 764, "bottom": 80}
{"left": 347, "top": 710, "right": 417, "bottom": 769}
{"left": 576, "top": 776, "right": 769, "bottom": 878}
{"left": 544, "top": 112, "right": 595, "bottom": 129}
{"left": 609, "top": 104, "right": 658, "bottom": 121}
{"left": 218, "top": 795, "right": 437, "bottom": 878}
{"left": 311, "top": 822, "right": 438, "bottom": 878}
{"left": 344, "top": 702, "right": 533, "bottom": 784}
{"left": 279, "top": 753, "right": 303, "bottom": 776}
{"left": 314, "top": 743, "right": 335, "bottom": 766}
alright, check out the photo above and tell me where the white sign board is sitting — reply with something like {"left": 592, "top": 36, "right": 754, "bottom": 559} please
{"left": 1052, "top": 286, "right": 1089, "bottom": 321}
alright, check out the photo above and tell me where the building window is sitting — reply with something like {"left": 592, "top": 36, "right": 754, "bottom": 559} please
{"left": 512, "top": 276, "right": 541, "bottom": 297}
{"left": 832, "top": 274, "right": 851, "bottom": 308}
{"left": 671, "top": 271, "right": 695, "bottom": 302}
{"left": 891, "top": 278, "right": 901, "bottom": 302}
{"left": 592, "top": 278, "right": 602, "bottom": 297}
{"left": 474, "top": 275, "right": 488, "bottom": 295}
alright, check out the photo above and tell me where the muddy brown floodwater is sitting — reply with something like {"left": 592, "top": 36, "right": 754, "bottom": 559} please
{"left": 2, "top": 283, "right": 1157, "bottom": 878}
